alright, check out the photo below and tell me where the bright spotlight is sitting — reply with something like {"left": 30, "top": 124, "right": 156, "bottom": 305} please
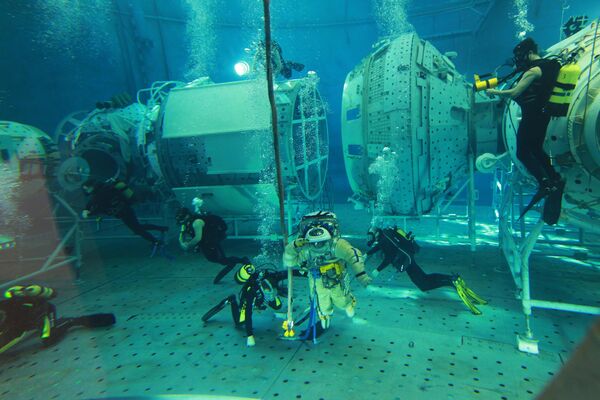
{"left": 234, "top": 61, "right": 250, "bottom": 77}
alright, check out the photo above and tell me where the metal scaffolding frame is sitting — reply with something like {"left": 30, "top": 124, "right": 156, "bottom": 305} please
{"left": 365, "top": 153, "right": 477, "bottom": 251}
{"left": 495, "top": 169, "right": 600, "bottom": 354}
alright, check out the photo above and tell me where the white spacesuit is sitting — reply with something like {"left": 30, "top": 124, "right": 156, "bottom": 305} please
{"left": 283, "top": 212, "right": 371, "bottom": 332}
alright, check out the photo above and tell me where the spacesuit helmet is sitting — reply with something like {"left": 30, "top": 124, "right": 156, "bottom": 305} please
{"left": 305, "top": 226, "right": 332, "bottom": 250}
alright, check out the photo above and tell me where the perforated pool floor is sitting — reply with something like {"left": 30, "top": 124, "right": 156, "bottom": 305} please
{"left": 1, "top": 208, "right": 598, "bottom": 400}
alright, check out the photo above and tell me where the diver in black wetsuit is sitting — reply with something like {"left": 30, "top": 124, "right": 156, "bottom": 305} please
{"left": 366, "top": 227, "right": 487, "bottom": 315}
{"left": 202, "top": 264, "right": 286, "bottom": 346}
{"left": 255, "top": 40, "right": 305, "bottom": 79}
{"left": 176, "top": 207, "right": 248, "bottom": 284}
{"left": 0, "top": 285, "right": 115, "bottom": 355}
{"left": 486, "top": 38, "right": 563, "bottom": 193}
{"left": 81, "top": 179, "right": 168, "bottom": 245}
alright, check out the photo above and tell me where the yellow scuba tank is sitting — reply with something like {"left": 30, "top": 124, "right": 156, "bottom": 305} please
{"left": 547, "top": 63, "right": 581, "bottom": 116}
{"left": 4, "top": 285, "right": 56, "bottom": 299}
{"left": 235, "top": 264, "right": 255, "bottom": 284}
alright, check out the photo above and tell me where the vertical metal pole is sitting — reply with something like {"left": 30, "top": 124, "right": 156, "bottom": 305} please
{"left": 262, "top": 0, "right": 292, "bottom": 330}
{"left": 518, "top": 182, "right": 526, "bottom": 239}
{"left": 521, "top": 219, "right": 544, "bottom": 339}
{"left": 468, "top": 152, "right": 476, "bottom": 251}
{"left": 521, "top": 250, "right": 534, "bottom": 338}
{"left": 75, "top": 221, "right": 82, "bottom": 280}
{"left": 286, "top": 186, "right": 294, "bottom": 238}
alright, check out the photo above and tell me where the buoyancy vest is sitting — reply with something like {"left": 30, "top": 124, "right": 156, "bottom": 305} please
{"left": 183, "top": 213, "right": 228, "bottom": 247}
{"left": 514, "top": 59, "right": 562, "bottom": 111}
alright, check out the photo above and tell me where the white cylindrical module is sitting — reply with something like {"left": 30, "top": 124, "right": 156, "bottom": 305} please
{"left": 341, "top": 33, "right": 472, "bottom": 215}
{"left": 53, "top": 76, "right": 328, "bottom": 216}
{"left": 153, "top": 77, "right": 328, "bottom": 215}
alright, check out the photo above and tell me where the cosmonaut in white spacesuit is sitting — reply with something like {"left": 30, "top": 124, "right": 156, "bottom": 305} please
{"left": 283, "top": 211, "right": 371, "bottom": 338}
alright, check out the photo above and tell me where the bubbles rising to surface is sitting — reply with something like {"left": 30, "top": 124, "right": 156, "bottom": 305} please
{"left": 512, "top": 0, "right": 535, "bottom": 39}
{"left": 35, "top": 0, "right": 115, "bottom": 60}
{"left": 372, "top": 0, "right": 414, "bottom": 38}
{"left": 183, "top": 0, "right": 218, "bottom": 80}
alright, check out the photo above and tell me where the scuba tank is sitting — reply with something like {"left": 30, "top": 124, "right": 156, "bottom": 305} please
{"left": 4, "top": 285, "right": 56, "bottom": 299}
{"left": 546, "top": 62, "right": 581, "bottom": 117}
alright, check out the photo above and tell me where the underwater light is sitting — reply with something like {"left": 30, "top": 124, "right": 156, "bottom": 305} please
{"left": 234, "top": 61, "right": 250, "bottom": 77}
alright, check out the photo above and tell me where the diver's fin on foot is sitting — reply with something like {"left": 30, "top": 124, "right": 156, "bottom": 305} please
{"left": 202, "top": 297, "right": 231, "bottom": 322}
{"left": 518, "top": 187, "right": 549, "bottom": 221}
{"left": 79, "top": 313, "right": 116, "bottom": 328}
{"left": 213, "top": 264, "right": 235, "bottom": 284}
{"left": 453, "top": 280, "right": 482, "bottom": 315}
{"left": 456, "top": 277, "right": 488, "bottom": 305}
{"left": 542, "top": 179, "right": 565, "bottom": 226}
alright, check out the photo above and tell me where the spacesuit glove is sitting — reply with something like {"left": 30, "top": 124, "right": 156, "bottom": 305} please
{"left": 293, "top": 238, "right": 308, "bottom": 248}
{"left": 355, "top": 271, "right": 372, "bottom": 287}
{"left": 246, "top": 335, "right": 256, "bottom": 347}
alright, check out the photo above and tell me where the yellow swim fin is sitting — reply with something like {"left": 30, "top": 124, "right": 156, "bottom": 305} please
{"left": 453, "top": 279, "right": 481, "bottom": 315}
{"left": 456, "top": 277, "right": 488, "bottom": 305}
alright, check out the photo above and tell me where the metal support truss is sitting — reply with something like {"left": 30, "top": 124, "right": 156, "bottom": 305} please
{"left": 368, "top": 152, "right": 478, "bottom": 250}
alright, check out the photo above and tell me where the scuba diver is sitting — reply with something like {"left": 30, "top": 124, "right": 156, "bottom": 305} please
{"left": 176, "top": 203, "right": 249, "bottom": 284}
{"left": 485, "top": 38, "right": 564, "bottom": 217}
{"left": 283, "top": 211, "right": 371, "bottom": 340}
{"left": 0, "top": 285, "right": 116, "bottom": 355}
{"left": 81, "top": 179, "right": 168, "bottom": 246}
{"left": 254, "top": 40, "right": 305, "bottom": 79}
{"left": 202, "top": 263, "right": 286, "bottom": 347}
{"left": 366, "top": 227, "right": 487, "bottom": 315}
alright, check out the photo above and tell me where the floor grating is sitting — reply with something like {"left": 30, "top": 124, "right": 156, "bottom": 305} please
{"left": 1, "top": 206, "right": 598, "bottom": 399}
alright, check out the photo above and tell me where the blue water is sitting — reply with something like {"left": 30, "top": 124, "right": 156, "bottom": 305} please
{"left": 1, "top": 1, "right": 599, "bottom": 399}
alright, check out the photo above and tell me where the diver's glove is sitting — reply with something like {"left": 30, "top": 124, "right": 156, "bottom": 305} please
{"left": 355, "top": 271, "right": 372, "bottom": 287}
{"left": 81, "top": 210, "right": 90, "bottom": 219}
{"left": 246, "top": 335, "right": 256, "bottom": 347}
{"left": 371, "top": 269, "right": 380, "bottom": 278}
